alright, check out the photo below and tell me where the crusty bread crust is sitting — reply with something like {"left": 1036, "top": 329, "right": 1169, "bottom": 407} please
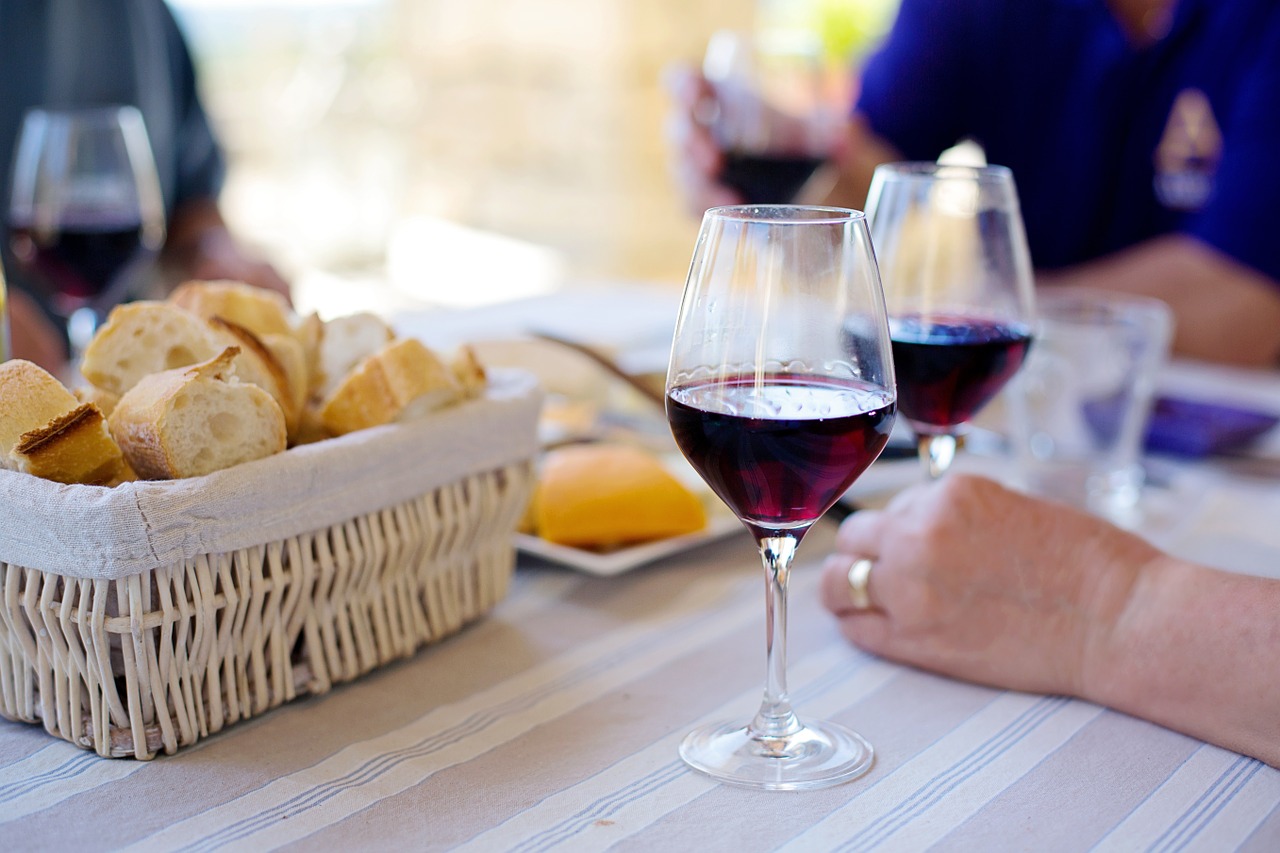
{"left": 319, "top": 338, "right": 460, "bottom": 436}
{"left": 169, "top": 279, "right": 295, "bottom": 339}
{"left": 80, "top": 301, "right": 228, "bottom": 396}
{"left": 0, "top": 359, "right": 81, "bottom": 465}
{"left": 12, "top": 403, "right": 126, "bottom": 486}
{"left": 208, "top": 317, "right": 301, "bottom": 436}
{"left": 108, "top": 348, "right": 287, "bottom": 480}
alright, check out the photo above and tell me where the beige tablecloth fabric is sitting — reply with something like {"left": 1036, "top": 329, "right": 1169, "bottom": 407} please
{"left": 1, "top": 496, "right": 1278, "bottom": 851}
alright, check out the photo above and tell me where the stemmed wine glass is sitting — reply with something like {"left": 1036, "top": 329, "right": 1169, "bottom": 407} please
{"left": 7, "top": 105, "right": 166, "bottom": 362}
{"left": 702, "top": 29, "right": 840, "bottom": 204}
{"left": 864, "top": 162, "right": 1036, "bottom": 479}
{"left": 666, "top": 205, "right": 897, "bottom": 790}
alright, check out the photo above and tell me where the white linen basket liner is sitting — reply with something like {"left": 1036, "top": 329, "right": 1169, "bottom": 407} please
{"left": 0, "top": 368, "right": 541, "bottom": 758}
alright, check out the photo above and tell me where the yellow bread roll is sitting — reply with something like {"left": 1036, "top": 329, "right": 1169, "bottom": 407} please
{"left": 532, "top": 444, "right": 708, "bottom": 548}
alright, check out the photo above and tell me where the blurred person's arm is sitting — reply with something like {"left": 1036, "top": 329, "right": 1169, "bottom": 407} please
{"left": 1039, "top": 237, "right": 1280, "bottom": 367}
{"left": 821, "top": 474, "right": 1280, "bottom": 768}
{"left": 7, "top": 287, "right": 67, "bottom": 373}
{"left": 163, "top": 197, "right": 291, "bottom": 300}
{"left": 155, "top": 2, "right": 290, "bottom": 301}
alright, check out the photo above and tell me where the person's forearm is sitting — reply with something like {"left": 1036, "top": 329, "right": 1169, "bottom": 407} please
{"left": 1087, "top": 557, "right": 1280, "bottom": 767}
{"left": 1039, "top": 235, "right": 1280, "bottom": 367}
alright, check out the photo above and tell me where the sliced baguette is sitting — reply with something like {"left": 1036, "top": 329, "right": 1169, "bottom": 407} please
{"left": 451, "top": 345, "right": 487, "bottom": 399}
{"left": 169, "top": 279, "right": 295, "bottom": 339}
{"left": 0, "top": 359, "right": 81, "bottom": 466}
{"left": 80, "top": 301, "right": 228, "bottom": 396}
{"left": 207, "top": 317, "right": 302, "bottom": 438}
{"left": 318, "top": 337, "right": 460, "bottom": 436}
{"left": 11, "top": 403, "right": 126, "bottom": 486}
{"left": 108, "top": 347, "right": 287, "bottom": 480}
{"left": 316, "top": 311, "right": 395, "bottom": 401}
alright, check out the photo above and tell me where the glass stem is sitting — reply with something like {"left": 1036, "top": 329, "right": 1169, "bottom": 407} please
{"left": 918, "top": 433, "right": 959, "bottom": 480}
{"left": 750, "top": 534, "right": 803, "bottom": 742}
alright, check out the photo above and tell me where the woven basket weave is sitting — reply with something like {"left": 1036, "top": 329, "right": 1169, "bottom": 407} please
{"left": 0, "top": 369, "right": 541, "bottom": 759}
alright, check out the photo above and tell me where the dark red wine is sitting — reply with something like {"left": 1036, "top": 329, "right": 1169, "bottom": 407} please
{"left": 889, "top": 316, "right": 1032, "bottom": 432}
{"left": 719, "top": 151, "right": 824, "bottom": 204}
{"left": 9, "top": 218, "right": 149, "bottom": 303}
{"left": 667, "top": 375, "right": 895, "bottom": 537}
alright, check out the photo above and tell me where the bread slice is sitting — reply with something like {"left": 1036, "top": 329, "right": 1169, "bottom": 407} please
{"left": 0, "top": 359, "right": 81, "bottom": 466}
{"left": 11, "top": 403, "right": 126, "bottom": 485}
{"left": 108, "top": 347, "right": 287, "bottom": 479}
{"left": 316, "top": 311, "right": 395, "bottom": 400}
{"left": 318, "top": 337, "right": 460, "bottom": 436}
{"left": 530, "top": 444, "right": 708, "bottom": 548}
{"left": 80, "top": 301, "right": 228, "bottom": 396}
{"left": 450, "top": 345, "right": 487, "bottom": 399}
{"left": 74, "top": 384, "right": 121, "bottom": 418}
{"left": 169, "top": 279, "right": 295, "bottom": 339}
{"left": 207, "top": 317, "right": 302, "bottom": 437}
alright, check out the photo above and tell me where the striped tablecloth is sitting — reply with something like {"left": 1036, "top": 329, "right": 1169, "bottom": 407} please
{"left": 3, "top": 498, "right": 1278, "bottom": 851}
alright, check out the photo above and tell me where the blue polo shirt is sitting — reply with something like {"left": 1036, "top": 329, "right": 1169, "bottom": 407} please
{"left": 855, "top": 0, "right": 1280, "bottom": 285}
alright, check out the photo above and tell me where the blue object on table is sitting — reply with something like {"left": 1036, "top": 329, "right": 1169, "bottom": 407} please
{"left": 1143, "top": 396, "right": 1280, "bottom": 458}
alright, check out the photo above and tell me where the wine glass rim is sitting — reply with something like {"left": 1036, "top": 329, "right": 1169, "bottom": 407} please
{"left": 705, "top": 204, "right": 866, "bottom": 225}
{"left": 874, "top": 161, "right": 1014, "bottom": 182}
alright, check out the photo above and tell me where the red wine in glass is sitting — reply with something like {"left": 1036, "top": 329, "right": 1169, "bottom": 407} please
{"left": 9, "top": 215, "right": 152, "bottom": 312}
{"left": 889, "top": 314, "right": 1032, "bottom": 434}
{"left": 668, "top": 374, "right": 895, "bottom": 539}
{"left": 8, "top": 105, "right": 167, "bottom": 362}
{"left": 719, "top": 151, "right": 825, "bottom": 205}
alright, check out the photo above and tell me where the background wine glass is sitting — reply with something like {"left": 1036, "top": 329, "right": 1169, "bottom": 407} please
{"left": 7, "top": 106, "right": 166, "bottom": 364}
{"left": 666, "top": 204, "right": 896, "bottom": 790}
{"left": 864, "top": 162, "right": 1036, "bottom": 479}
{"left": 702, "top": 29, "right": 839, "bottom": 205}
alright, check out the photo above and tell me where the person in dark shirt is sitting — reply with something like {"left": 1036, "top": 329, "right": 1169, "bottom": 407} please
{"left": 668, "top": 0, "right": 1280, "bottom": 366}
{"left": 0, "top": 0, "right": 288, "bottom": 372}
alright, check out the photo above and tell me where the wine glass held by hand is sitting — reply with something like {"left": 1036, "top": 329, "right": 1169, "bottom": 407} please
{"left": 666, "top": 205, "right": 897, "bottom": 790}
{"left": 7, "top": 106, "right": 166, "bottom": 362}
{"left": 865, "top": 162, "right": 1036, "bottom": 479}
{"left": 701, "top": 30, "right": 840, "bottom": 205}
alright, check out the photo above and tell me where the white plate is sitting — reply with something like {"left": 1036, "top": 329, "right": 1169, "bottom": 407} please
{"left": 514, "top": 512, "right": 744, "bottom": 577}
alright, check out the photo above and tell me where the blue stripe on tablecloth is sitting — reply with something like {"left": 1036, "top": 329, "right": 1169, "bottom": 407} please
{"left": 1146, "top": 755, "right": 1265, "bottom": 853}
{"left": 0, "top": 750, "right": 97, "bottom": 804}
{"left": 138, "top": 570, "right": 759, "bottom": 853}
{"left": 505, "top": 654, "right": 874, "bottom": 853}
{"left": 834, "top": 695, "right": 1072, "bottom": 853}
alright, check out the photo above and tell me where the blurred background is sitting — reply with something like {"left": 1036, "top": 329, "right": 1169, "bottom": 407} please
{"left": 170, "top": 0, "right": 899, "bottom": 318}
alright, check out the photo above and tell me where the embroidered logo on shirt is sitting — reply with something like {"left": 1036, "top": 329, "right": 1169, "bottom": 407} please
{"left": 1153, "top": 88, "right": 1222, "bottom": 211}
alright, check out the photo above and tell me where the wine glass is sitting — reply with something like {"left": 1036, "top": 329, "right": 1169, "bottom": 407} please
{"left": 864, "top": 162, "right": 1036, "bottom": 479}
{"left": 666, "top": 205, "right": 896, "bottom": 790}
{"left": 702, "top": 29, "right": 840, "bottom": 204}
{"left": 7, "top": 106, "right": 166, "bottom": 362}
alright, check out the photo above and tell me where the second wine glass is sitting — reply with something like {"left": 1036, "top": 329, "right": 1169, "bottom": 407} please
{"left": 702, "top": 29, "right": 839, "bottom": 205}
{"left": 865, "top": 162, "right": 1036, "bottom": 478}
{"left": 7, "top": 105, "right": 166, "bottom": 362}
{"left": 667, "top": 205, "right": 896, "bottom": 790}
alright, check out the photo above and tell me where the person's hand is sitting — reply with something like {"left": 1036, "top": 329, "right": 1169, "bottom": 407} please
{"left": 6, "top": 287, "right": 67, "bottom": 373}
{"left": 662, "top": 63, "right": 744, "bottom": 216}
{"left": 186, "top": 226, "right": 292, "bottom": 303}
{"left": 819, "top": 473, "right": 1163, "bottom": 697}
{"left": 164, "top": 198, "right": 292, "bottom": 303}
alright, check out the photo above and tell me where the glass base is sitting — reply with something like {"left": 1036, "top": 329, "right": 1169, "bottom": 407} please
{"left": 679, "top": 719, "right": 874, "bottom": 791}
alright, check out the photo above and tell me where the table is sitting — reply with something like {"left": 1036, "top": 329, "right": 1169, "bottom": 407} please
{"left": 3, "top": 290, "right": 1279, "bottom": 851}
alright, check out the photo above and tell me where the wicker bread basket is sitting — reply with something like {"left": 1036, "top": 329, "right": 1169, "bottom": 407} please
{"left": 0, "top": 368, "right": 541, "bottom": 759}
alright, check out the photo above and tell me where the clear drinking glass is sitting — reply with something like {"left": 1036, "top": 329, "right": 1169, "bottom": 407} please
{"left": 7, "top": 105, "right": 166, "bottom": 361}
{"left": 702, "top": 29, "right": 840, "bottom": 204}
{"left": 666, "top": 205, "right": 897, "bottom": 790}
{"left": 864, "top": 162, "right": 1036, "bottom": 478}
